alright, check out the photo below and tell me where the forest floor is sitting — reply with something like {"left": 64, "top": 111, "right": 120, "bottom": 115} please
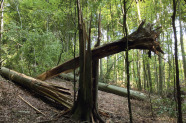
{"left": 0, "top": 75, "right": 184, "bottom": 123}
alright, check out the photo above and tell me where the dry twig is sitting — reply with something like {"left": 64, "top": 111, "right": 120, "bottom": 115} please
{"left": 18, "top": 95, "right": 46, "bottom": 116}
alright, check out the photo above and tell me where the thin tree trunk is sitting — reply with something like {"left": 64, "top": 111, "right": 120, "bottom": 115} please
{"left": 172, "top": 0, "right": 183, "bottom": 122}
{"left": 123, "top": 52, "right": 126, "bottom": 83}
{"left": 154, "top": 55, "right": 159, "bottom": 92}
{"left": 136, "top": 0, "right": 142, "bottom": 91}
{"left": 92, "top": 12, "right": 104, "bottom": 122}
{"left": 143, "top": 53, "right": 147, "bottom": 90}
{"left": 136, "top": 0, "right": 141, "bottom": 22}
{"left": 124, "top": 0, "right": 133, "bottom": 122}
{"left": 136, "top": 51, "right": 142, "bottom": 90}
{"left": 106, "top": 25, "right": 110, "bottom": 81}
{"left": 99, "top": 59, "right": 103, "bottom": 80}
{"left": 133, "top": 52, "right": 137, "bottom": 88}
{"left": 167, "top": 33, "right": 171, "bottom": 90}
{"left": 73, "top": 2, "right": 77, "bottom": 102}
{"left": 158, "top": 40, "right": 163, "bottom": 95}
{"left": 178, "top": 0, "right": 186, "bottom": 82}
{"left": 114, "top": 55, "right": 117, "bottom": 82}
{"left": 146, "top": 58, "right": 152, "bottom": 93}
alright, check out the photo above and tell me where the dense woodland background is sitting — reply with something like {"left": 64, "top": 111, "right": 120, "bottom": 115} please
{"left": 0, "top": 0, "right": 186, "bottom": 122}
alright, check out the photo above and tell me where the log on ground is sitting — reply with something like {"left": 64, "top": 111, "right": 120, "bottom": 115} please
{"left": 58, "top": 73, "right": 147, "bottom": 101}
{"left": 0, "top": 67, "right": 73, "bottom": 109}
{"left": 98, "top": 82, "right": 147, "bottom": 101}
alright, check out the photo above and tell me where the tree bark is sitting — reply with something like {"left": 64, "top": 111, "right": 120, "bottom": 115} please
{"left": 154, "top": 55, "right": 159, "bottom": 92}
{"left": 136, "top": 51, "right": 142, "bottom": 91}
{"left": 71, "top": 0, "right": 92, "bottom": 121}
{"left": 99, "top": 59, "right": 103, "bottom": 81}
{"left": 172, "top": 0, "right": 183, "bottom": 122}
{"left": 167, "top": 33, "right": 171, "bottom": 90}
{"left": 123, "top": 0, "right": 133, "bottom": 122}
{"left": 142, "top": 53, "right": 147, "bottom": 90}
{"left": 91, "top": 12, "right": 104, "bottom": 122}
{"left": 147, "top": 59, "right": 152, "bottom": 93}
{"left": 106, "top": 25, "right": 110, "bottom": 81}
{"left": 136, "top": 0, "right": 142, "bottom": 91}
{"left": 58, "top": 73, "right": 147, "bottom": 101}
{"left": 178, "top": 0, "right": 186, "bottom": 82}
{"left": 0, "top": 67, "right": 72, "bottom": 109}
{"left": 158, "top": 37, "right": 163, "bottom": 95}
{"left": 37, "top": 20, "right": 164, "bottom": 81}
{"left": 98, "top": 82, "right": 147, "bottom": 101}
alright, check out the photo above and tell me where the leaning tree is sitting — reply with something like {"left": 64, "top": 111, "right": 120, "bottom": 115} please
{"left": 37, "top": 2, "right": 164, "bottom": 123}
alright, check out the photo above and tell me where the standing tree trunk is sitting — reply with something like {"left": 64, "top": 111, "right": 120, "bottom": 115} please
{"left": 92, "top": 12, "right": 104, "bottom": 122}
{"left": 71, "top": 2, "right": 103, "bottom": 122}
{"left": 123, "top": 0, "right": 133, "bottom": 122}
{"left": 72, "top": 0, "right": 90, "bottom": 121}
{"left": 106, "top": 25, "right": 110, "bottom": 81}
{"left": 123, "top": 51, "right": 127, "bottom": 84}
{"left": 178, "top": 0, "right": 186, "bottom": 82}
{"left": 114, "top": 54, "right": 117, "bottom": 83}
{"left": 136, "top": 0, "right": 142, "bottom": 91}
{"left": 154, "top": 55, "right": 159, "bottom": 92}
{"left": 147, "top": 58, "right": 152, "bottom": 93}
{"left": 143, "top": 53, "right": 147, "bottom": 90}
{"left": 172, "top": 0, "right": 183, "bottom": 122}
{"left": 133, "top": 53, "right": 137, "bottom": 88}
{"left": 136, "top": 51, "right": 142, "bottom": 90}
{"left": 158, "top": 38, "right": 163, "bottom": 95}
{"left": 167, "top": 33, "right": 171, "bottom": 90}
{"left": 99, "top": 59, "right": 103, "bottom": 81}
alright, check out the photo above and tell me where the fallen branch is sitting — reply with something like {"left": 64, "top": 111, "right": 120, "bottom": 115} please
{"left": 18, "top": 95, "right": 46, "bottom": 116}
{"left": 56, "top": 109, "right": 71, "bottom": 118}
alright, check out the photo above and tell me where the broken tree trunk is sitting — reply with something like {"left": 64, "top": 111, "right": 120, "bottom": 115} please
{"left": 58, "top": 73, "right": 147, "bottom": 101}
{"left": 37, "top": 20, "right": 164, "bottom": 81}
{"left": 0, "top": 67, "right": 73, "bottom": 109}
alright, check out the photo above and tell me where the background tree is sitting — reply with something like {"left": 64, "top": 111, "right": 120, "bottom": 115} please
{"left": 172, "top": 0, "right": 183, "bottom": 122}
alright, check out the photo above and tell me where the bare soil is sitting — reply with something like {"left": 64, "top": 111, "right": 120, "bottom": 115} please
{"left": 0, "top": 76, "right": 177, "bottom": 123}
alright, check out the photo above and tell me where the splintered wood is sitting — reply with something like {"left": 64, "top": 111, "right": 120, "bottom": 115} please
{"left": 37, "top": 20, "right": 164, "bottom": 81}
{"left": 0, "top": 67, "right": 73, "bottom": 109}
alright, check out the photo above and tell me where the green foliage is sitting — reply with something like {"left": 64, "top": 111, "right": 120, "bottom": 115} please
{"left": 1, "top": 0, "right": 185, "bottom": 93}
{"left": 153, "top": 97, "right": 177, "bottom": 117}
{"left": 3, "top": 21, "right": 62, "bottom": 76}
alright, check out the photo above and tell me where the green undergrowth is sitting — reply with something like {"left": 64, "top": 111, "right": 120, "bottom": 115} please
{"left": 152, "top": 97, "right": 177, "bottom": 118}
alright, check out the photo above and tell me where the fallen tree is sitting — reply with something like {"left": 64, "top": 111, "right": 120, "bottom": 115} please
{"left": 98, "top": 83, "right": 147, "bottom": 100}
{"left": 0, "top": 67, "right": 73, "bottom": 109}
{"left": 58, "top": 73, "right": 147, "bottom": 101}
{"left": 37, "top": 21, "right": 164, "bottom": 81}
